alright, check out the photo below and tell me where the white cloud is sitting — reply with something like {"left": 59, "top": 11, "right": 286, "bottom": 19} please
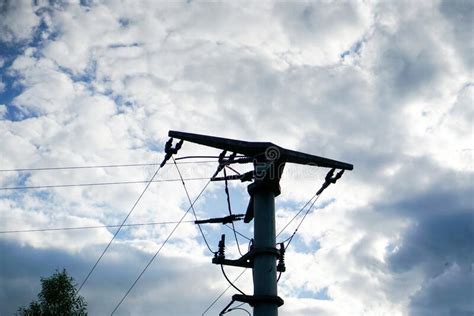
{"left": 0, "top": 1, "right": 472, "bottom": 315}
{"left": 274, "top": 1, "right": 373, "bottom": 66}
{"left": 0, "top": 104, "right": 6, "bottom": 119}
{"left": 0, "top": 0, "right": 40, "bottom": 43}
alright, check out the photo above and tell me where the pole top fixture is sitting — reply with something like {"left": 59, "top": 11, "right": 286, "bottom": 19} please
{"left": 168, "top": 130, "right": 353, "bottom": 170}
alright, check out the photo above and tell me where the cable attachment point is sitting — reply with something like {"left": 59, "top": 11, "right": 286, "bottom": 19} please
{"left": 218, "top": 150, "right": 228, "bottom": 163}
{"left": 212, "top": 151, "right": 238, "bottom": 179}
{"left": 316, "top": 168, "right": 345, "bottom": 195}
{"left": 215, "top": 234, "right": 226, "bottom": 260}
{"left": 194, "top": 214, "right": 244, "bottom": 225}
{"left": 277, "top": 243, "right": 286, "bottom": 272}
{"left": 160, "top": 138, "right": 185, "bottom": 167}
{"left": 326, "top": 168, "right": 344, "bottom": 184}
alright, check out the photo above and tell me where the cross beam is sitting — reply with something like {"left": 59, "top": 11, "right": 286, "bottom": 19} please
{"left": 168, "top": 130, "right": 353, "bottom": 170}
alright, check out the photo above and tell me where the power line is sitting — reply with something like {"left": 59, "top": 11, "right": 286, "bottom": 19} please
{"left": 276, "top": 191, "right": 319, "bottom": 238}
{"left": 110, "top": 211, "right": 188, "bottom": 315}
{"left": 225, "top": 307, "right": 251, "bottom": 316}
{"left": 223, "top": 167, "right": 243, "bottom": 256}
{"left": 223, "top": 224, "right": 251, "bottom": 241}
{"left": 0, "top": 177, "right": 209, "bottom": 190}
{"left": 0, "top": 161, "right": 217, "bottom": 173}
{"left": 78, "top": 164, "right": 164, "bottom": 293}
{"left": 1, "top": 220, "right": 246, "bottom": 235}
{"left": 0, "top": 220, "right": 196, "bottom": 234}
{"left": 230, "top": 302, "right": 247, "bottom": 310}
{"left": 172, "top": 157, "right": 215, "bottom": 254}
{"left": 201, "top": 269, "right": 248, "bottom": 316}
{"left": 282, "top": 194, "right": 321, "bottom": 250}
{"left": 111, "top": 179, "right": 212, "bottom": 315}
{"left": 277, "top": 194, "right": 322, "bottom": 285}
{"left": 220, "top": 265, "right": 246, "bottom": 295}
{"left": 277, "top": 169, "right": 342, "bottom": 247}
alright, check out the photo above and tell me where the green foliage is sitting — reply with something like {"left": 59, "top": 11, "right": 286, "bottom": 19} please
{"left": 17, "top": 269, "right": 87, "bottom": 316}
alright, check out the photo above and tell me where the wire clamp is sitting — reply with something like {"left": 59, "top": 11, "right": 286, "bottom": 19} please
{"left": 232, "top": 294, "right": 284, "bottom": 307}
{"left": 211, "top": 151, "right": 238, "bottom": 179}
{"left": 316, "top": 168, "right": 345, "bottom": 195}
{"left": 160, "top": 138, "right": 184, "bottom": 167}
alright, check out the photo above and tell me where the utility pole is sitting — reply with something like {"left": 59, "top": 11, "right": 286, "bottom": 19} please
{"left": 250, "top": 161, "right": 279, "bottom": 316}
{"left": 168, "top": 130, "right": 353, "bottom": 316}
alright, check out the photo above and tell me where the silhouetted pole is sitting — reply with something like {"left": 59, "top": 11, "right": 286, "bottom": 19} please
{"left": 249, "top": 165, "right": 279, "bottom": 316}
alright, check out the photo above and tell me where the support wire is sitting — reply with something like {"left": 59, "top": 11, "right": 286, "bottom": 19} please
{"left": 201, "top": 269, "right": 248, "bottom": 316}
{"left": 111, "top": 179, "right": 212, "bottom": 314}
{"left": 0, "top": 161, "right": 215, "bottom": 173}
{"left": 77, "top": 164, "right": 163, "bottom": 293}
{"left": 282, "top": 194, "right": 321, "bottom": 250}
{"left": 0, "top": 220, "right": 196, "bottom": 234}
{"left": 220, "top": 265, "right": 246, "bottom": 296}
{"left": 223, "top": 167, "right": 243, "bottom": 256}
{"left": 172, "top": 157, "right": 216, "bottom": 254}
{"left": 0, "top": 177, "right": 209, "bottom": 191}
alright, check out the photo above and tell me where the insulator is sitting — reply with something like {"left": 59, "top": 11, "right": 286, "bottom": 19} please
{"left": 277, "top": 243, "right": 286, "bottom": 272}
{"left": 217, "top": 234, "right": 226, "bottom": 259}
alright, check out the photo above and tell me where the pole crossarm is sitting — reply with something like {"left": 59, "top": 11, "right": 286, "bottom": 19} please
{"left": 168, "top": 130, "right": 353, "bottom": 170}
{"left": 212, "top": 239, "right": 285, "bottom": 272}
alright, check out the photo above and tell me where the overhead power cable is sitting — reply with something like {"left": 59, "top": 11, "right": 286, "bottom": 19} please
{"left": 111, "top": 179, "right": 212, "bottom": 315}
{"left": 277, "top": 168, "right": 344, "bottom": 247}
{"left": 276, "top": 194, "right": 321, "bottom": 284}
{"left": 77, "top": 164, "right": 165, "bottom": 293}
{"left": 1, "top": 221, "right": 246, "bottom": 235}
{"left": 172, "top": 157, "right": 215, "bottom": 254}
{"left": 276, "top": 192, "right": 319, "bottom": 238}
{"left": 223, "top": 224, "right": 251, "bottom": 241}
{"left": 227, "top": 307, "right": 251, "bottom": 316}
{"left": 78, "top": 138, "right": 181, "bottom": 295}
{"left": 0, "top": 161, "right": 215, "bottom": 173}
{"left": 201, "top": 269, "right": 248, "bottom": 316}
{"left": 223, "top": 167, "right": 243, "bottom": 256}
{"left": 220, "top": 265, "right": 246, "bottom": 295}
{"left": 282, "top": 194, "right": 321, "bottom": 250}
{"left": 0, "top": 220, "right": 196, "bottom": 234}
{"left": 0, "top": 177, "right": 209, "bottom": 190}
{"left": 78, "top": 138, "right": 187, "bottom": 293}
{"left": 223, "top": 306, "right": 251, "bottom": 316}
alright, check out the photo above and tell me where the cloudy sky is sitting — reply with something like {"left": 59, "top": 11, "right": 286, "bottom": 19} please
{"left": 0, "top": 0, "right": 473, "bottom": 315}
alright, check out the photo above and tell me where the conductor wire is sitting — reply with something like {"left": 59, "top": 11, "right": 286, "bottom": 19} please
{"left": 77, "top": 163, "right": 163, "bottom": 293}
{"left": 223, "top": 167, "right": 243, "bottom": 256}
{"left": 172, "top": 157, "right": 215, "bottom": 254}
{"left": 111, "top": 179, "right": 212, "bottom": 314}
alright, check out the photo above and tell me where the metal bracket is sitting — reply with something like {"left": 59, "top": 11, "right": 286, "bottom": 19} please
{"left": 212, "top": 248, "right": 254, "bottom": 268}
{"left": 211, "top": 171, "right": 254, "bottom": 182}
{"left": 160, "top": 138, "right": 184, "bottom": 168}
{"left": 194, "top": 214, "right": 244, "bottom": 225}
{"left": 232, "top": 294, "right": 284, "bottom": 307}
{"left": 212, "top": 246, "right": 285, "bottom": 272}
